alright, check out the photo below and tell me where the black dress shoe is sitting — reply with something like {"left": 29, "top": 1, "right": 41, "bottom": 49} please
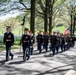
{"left": 27, "top": 56, "right": 30, "bottom": 60}
{"left": 6, "top": 59, "right": 8, "bottom": 61}
{"left": 11, "top": 55, "right": 14, "bottom": 60}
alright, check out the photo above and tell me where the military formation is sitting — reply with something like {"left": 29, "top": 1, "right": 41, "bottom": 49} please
{"left": 3, "top": 26, "right": 76, "bottom": 61}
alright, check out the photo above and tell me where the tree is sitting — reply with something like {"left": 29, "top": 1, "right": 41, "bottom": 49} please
{"left": 30, "top": 0, "right": 35, "bottom": 35}
{"left": 44, "top": 0, "right": 48, "bottom": 32}
{"left": 48, "top": 0, "right": 57, "bottom": 33}
{"left": 36, "top": 0, "right": 65, "bottom": 33}
{"left": 64, "top": 0, "right": 76, "bottom": 35}
{"left": 0, "top": 0, "right": 36, "bottom": 34}
{"left": 72, "top": 2, "right": 76, "bottom": 35}
{"left": 36, "top": 0, "right": 48, "bottom": 33}
{"left": 0, "top": 0, "right": 72, "bottom": 35}
{"left": 2, "top": 17, "right": 20, "bottom": 31}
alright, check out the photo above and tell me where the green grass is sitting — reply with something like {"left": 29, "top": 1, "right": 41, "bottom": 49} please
{"left": 0, "top": 45, "right": 5, "bottom": 51}
{"left": 0, "top": 41, "right": 20, "bottom": 51}
{"left": 52, "top": 25, "right": 68, "bottom": 34}
{"left": 0, "top": 45, "right": 20, "bottom": 51}
{"left": 0, "top": 22, "right": 69, "bottom": 35}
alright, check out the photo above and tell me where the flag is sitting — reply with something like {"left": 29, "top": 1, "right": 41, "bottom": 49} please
{"left": 64, "top": 27, "right": 71, "bottom": 35}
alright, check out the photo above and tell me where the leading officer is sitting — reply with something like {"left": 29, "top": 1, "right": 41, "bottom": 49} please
{"left": 3, "top": 26, "right": 14, "bottom": 61}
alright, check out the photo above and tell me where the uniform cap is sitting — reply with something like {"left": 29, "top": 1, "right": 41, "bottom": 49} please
{"left": 24, "top": 28, "right": 29, "bottom": 31}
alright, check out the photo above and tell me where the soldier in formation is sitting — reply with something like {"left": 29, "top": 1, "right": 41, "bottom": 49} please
{"left": 42, "top": 32, "right": 49, "bottom": 52}
{"left": 29, "top": 31, "right": 35, "bottom": 55}
{"left": 36, "top": 31, "right": 43, "bottom": 53}
{"left": 3, "top": 27, "right": 76, "bottom": 61}
{"left": 36, "top": 31, "right": 76, "bottom": 56}
{"left": 20, "top": 28, "right": 31, "bottom": 61}
{"left": 3, "top": 26, "right": 14, "bottom": 61}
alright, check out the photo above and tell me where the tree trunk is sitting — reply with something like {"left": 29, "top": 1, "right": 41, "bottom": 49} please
{"left": 70, "top": 14, "right": 73, "bottom": 36}
{"left": 73, "top": 15, "right": 76, "bottom": 35}
{"left": 44, "top": 0, "right": 48, "bottom": 33}
{"left": 44, "top": 16, "right": 48, "bottom": 33}
{"left": 30, "top": 0, "right": 35, "bottom": 35}
{"left": 48, "top": 4, "right": 53, "bottom": 34}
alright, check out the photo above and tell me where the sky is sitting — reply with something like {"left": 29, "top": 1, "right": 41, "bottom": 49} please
{"left": 0, "top": 0, "right": 25, "bottom": 21}
{"left": 0, "top": 10, "right": 24, "bottom": 21}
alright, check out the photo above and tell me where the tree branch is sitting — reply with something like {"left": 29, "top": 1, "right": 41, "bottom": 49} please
{"left": 19, "top": 1, "right": 30, "bottom": 10}
{"left": 36, "top": 8, "right": 44, "bottom": 15}
{"left": 37, "top": 0, "right": 45, "bottom": 12}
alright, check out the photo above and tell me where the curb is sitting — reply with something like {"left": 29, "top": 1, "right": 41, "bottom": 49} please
{"left": 65, "top": 70, "right": 76, "bottom": 75}
{"left": 65, "top": 63, "right": 76, "bottom": 75}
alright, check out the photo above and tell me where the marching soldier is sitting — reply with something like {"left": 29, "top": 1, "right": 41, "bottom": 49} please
{"left": 67, "top": 34, "right": 71, "bottom": 49}
{"left": 42, "top": 32, "right": 49, "bottom": 52}
{"left": 36, "top": 31, "right": 43, "bottom": 53}
{"left": 29, "top": 31, "right": 35, "bottom": 55}
{"left": 60, "top": 34, "right": 65, "bottom": 52}
{"left": 49, "top": 32, "right": 52, "bottom": 50}
{"left": 70, "top": 36, "right": 75, "bottom": 47}
{"left": 3, "top": 26, "right": 14, "bottom": 61}
{"left": 56, "top": 35, "right": 60, "bottom": 54}
{"left": 20, "top": 28, "right": 30, "bottom": 61}
{"left": 64, "top": 34, "right": 68, "bottom": 51}
{"left": 50, "top": 32, "right": 57, "bottom": 56}
{"left": 42, "top": 32, "right": 45, "bottom": 50}
{"left": 56, "top": 32, "right": 60, "bottom": 54}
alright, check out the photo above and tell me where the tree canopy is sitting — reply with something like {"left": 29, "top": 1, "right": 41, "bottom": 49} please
{"left": 0, "top": 0, "right": 76, "bottom": 35}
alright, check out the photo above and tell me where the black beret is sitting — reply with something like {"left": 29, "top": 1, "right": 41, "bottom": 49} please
{"left": 6, "top": 26, "right": 11, "bottom": 28}
{"left": 6, "top": 26, "right": 11, "bottom": 30}
{"left": 24, "top": 28, "right": 29, "bottom": 31}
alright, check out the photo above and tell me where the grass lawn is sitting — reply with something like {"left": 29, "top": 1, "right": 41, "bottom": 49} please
{"left": 0, "top": 41, "right": 20, "bottom": 51}
{"left": 52, "top": 25, "right": 68, "bottom": 34}
{"left": 0, "top": 45, "right": 20, "bottom": 51}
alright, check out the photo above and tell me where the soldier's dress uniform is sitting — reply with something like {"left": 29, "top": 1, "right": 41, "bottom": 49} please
{"left": 50, "top": 35, "right": 57, "bottom": 56}
{"left": 60, "top": 36, "right": 65, "bottom": 52}
{"left": 67, "top": 36, "right": 71, "bottom": 49}
{"left": 3, "top": 32, "right": 14, "bottom": 61}
{"left": 70, "top": 36, "right": 75, "bottom": 47}
{"left": 30, "top": 34, "right": 35, "bottom": 55}
{"left": 42, "top": 34, "right": 45, "bottom": 50}
{"left": 42, "top": 34, "right": 49, "bottom": 52}
{"left": 56, "top": 36, "right": 60, "bottom": 54}
{"left": 64, "top": 37, "right": 68, "bottom": 51}
{"left": 20, "top": 34, "right": 30, "bottom": 61}
{"left": 36, "top": 33, "right": 43, "bottom": 53}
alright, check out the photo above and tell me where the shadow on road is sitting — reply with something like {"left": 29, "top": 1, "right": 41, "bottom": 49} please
{"left": 0, "top": 60, "right": 7, "bottom": 65}
{"left": 0, "top": 63, "right": 74, "bottom": 75}
{"left": 8, "top": 60, "right": 24, "bottom": 65}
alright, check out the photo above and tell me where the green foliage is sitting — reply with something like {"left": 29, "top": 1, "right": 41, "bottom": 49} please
{"left": 0, "top": 0, "right": 76, "bottom": 35}
{"left": 0, "top": 0, "right": 10, "bottom": 3}
{"left": 0, "top": 38, "right": 20, "bottom": 51}
{"left": 52, "top": 24, "right": 68, "bottom": 33}
{"left": 0, "top": 23, "right": 4, "bottom": 34}
{"left": 1, "top": 17, "right": 21, "bottom": 33}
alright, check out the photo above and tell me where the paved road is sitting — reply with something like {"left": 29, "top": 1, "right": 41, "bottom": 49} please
{"left": 0, "top": 44, "right": 76, "bottom": 75}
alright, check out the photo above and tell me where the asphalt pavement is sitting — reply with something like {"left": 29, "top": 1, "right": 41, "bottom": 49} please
{"left": 0, "top": 44, "right": 76, "bottom": 75}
